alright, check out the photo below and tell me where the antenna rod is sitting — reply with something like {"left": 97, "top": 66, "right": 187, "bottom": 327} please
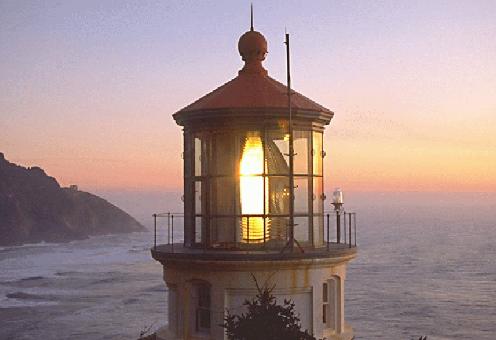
{"left": 285, "top": 32, "right": 294, "bottom": 252}
{"left": 250, "top": 3, "right": 254, "bottom": 31}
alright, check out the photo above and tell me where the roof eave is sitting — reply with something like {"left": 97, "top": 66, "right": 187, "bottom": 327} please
{"left": 173, "top": 107, "right": 334, "bottom": 127}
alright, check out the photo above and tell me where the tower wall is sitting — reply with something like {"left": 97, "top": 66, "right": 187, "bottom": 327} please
{"left": 156, "top": 256, "right": 355, "bottom": 340}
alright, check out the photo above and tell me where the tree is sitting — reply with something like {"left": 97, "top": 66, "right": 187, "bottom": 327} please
{"left": 223, "top": 276, "right": 316, "bottom": 340}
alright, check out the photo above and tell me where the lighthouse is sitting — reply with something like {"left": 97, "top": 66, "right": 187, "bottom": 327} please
{"left": 151, "top": 17, "right": 357, "bottom": 340}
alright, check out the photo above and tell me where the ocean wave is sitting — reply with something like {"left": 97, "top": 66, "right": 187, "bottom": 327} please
{"left": 2, "top": 290, "right": 62, "bottom": 309}
{"left": 91, "top": 277, "right": 121, "bottom": 285}
{"left": 0, "top": 241, "right": 62, "bottom": 251}
{"left": 143, "top": 284, "right": 167, "bottom": 293}
{"left": 128, "top": 246, "right": 150, "bottom": 253}
{"left": 123, "top": 297, "right": 139, "bottom": 305}
{"left": 0, "top": 292, "right": 59, "bottom": 308}
{"left": 6, "top": 291, "right": 53, "bottom": 301}
{"left": 20, "top": 276, "right": 45, "bottom": 281}
{"left": 55, "top": 271, "right": 80, "bottom": 277}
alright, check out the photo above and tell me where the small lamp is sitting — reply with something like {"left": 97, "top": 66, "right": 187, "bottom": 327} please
{"left": 332, "top": 188, "right": 343, "bottom": 211}
{"left": 331, "top": 188, "right": 343, "bottom": 244}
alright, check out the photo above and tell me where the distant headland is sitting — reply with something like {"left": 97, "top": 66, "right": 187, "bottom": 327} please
{"left": 0, "top": 152, "right": 146, "bottom": 246}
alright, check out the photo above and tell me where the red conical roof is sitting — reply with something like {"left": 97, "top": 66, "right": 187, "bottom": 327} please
{"left": 175, "top": 73, "right": 332, "bottom": 114}
{"left": 173, "top": 28, "right": 333, "bottom": 125}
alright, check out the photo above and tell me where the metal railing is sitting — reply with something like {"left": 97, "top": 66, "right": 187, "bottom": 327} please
{"left": 152, "top": 211, "right": 357, "bottom": 251}
{"left": 324, "top": 210, "right": 357, "bottom": 249}
{"left": 152, "top": 212, "right": 184, "bottom": 251}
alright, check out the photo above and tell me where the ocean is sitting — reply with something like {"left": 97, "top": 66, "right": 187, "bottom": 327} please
{"left": 1, "top": 192, "right": 495, "bottom": 339}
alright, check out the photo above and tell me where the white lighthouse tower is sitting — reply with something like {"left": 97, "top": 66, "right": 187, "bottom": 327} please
{"left": 151, "top": 18, "right": 357, "bottom": 340}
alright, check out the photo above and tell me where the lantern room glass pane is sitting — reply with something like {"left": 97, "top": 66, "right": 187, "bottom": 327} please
{"left": 242, "top": 216, "right": 265, "bottom": 243}
{"left": 313, "top": 131, "right": 323, "bottom": 175}
{"left": 294, "top": 130, "right": 310, "bottom": 174}
{"left": 210, "top": 133, "right": 234, "bottom": 176}
{"left": 267, "top": 176, "right": 289, "bottom": 215}
{"left": 267, "top": 217, "right": 289, "bottom": 243}
{"left": 313, "top": 177, "right": 323, "bottom": 214}
{"left": 294, "top": 176, "right": 309, "bottom": 214}
{"left": 209, "top": 177, "right": 234, "bottom": 215}
{"left": 265, "top": 130, "right": 289, "bottom": 175}
{"left": 239, "top": 131, "right": 264, "bottom": 176}
{"left": 313, "top": 215, "right": 324, "bottom": 247}
{"left": 210, "top": 217, "right": 236, "bottom": 245}
{"left": 294, "top": 216, "right": 310, "bottom": 244}
{"left": 194, "top": 137, "right": 203, "bottom": 177}
{"left": 239, "top": 131, "right": 266, "bottom": 244}
{"left": 195, "top": 181, "right": 202, "bottom": 215}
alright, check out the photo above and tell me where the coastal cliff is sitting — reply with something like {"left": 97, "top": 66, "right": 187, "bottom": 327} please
{"left": 0, "top": 153, "right": 145, "bottom": 246}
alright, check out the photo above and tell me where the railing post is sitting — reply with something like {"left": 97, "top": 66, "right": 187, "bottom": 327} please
{"left": 153, "top": 213, "right": 157, "bottom": 250}
{"left": 183, "top": 214, "right": 186, "bottom": 247}
{"left": 326, "top": 213, "right": 330, "bottom": 250}
{"left": 263, "top": 217, "right": 266, "bottom": 247}
{"left": 247, "top": 217, "right": 250, "bottom": 245}
{"left": 234, "top": 216, "right": 237, "bottom": 247}
{"left": 344, "top": 212, "right": 347, "bottom": 245}
{"left": 349, "top": 212, "right": 352, "bottom": 248}
{"left": 336, "top": 211, "right": 341, "bottom": 244}
{"left": 354, "top": 213, "right": 357, "bottom": 247}
{"left": 171, "top": 215, "right": 174, "bottom": 252}
{"left": 167, "top": 212, "right": 171, "bottom": 245}
{"left": 286, "top": 219, "right": 289, "bottom": 241}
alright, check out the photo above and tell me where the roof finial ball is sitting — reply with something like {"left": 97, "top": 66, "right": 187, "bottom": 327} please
{"left": 238, "top": 4, "right": 268, "bottom": 75}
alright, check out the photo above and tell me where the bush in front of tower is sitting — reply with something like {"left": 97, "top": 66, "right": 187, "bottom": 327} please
{"left": 223, "top": 284, "right": 316, "bottom": 340}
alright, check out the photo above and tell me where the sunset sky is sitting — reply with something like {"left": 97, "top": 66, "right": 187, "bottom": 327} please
{"left": 1, "top": 1, "right": 495, "bottom": 193}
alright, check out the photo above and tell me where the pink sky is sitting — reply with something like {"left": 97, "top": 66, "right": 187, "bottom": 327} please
{"left": 1, "top": 1, "right": 495, "bottom": 193}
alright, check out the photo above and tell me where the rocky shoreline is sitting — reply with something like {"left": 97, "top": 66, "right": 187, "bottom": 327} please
{"left": 0, "top": 152, "right": 145, "bottom": 246}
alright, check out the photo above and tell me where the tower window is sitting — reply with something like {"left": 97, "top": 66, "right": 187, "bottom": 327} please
{"left": 323, "top": 282, "right": 328, "bottom": 324}
{"left": 323, "top": 277, "right": 340, "bottom": 331}
{"left": 195, "top": 283, "right": 211, "bottom": 332}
